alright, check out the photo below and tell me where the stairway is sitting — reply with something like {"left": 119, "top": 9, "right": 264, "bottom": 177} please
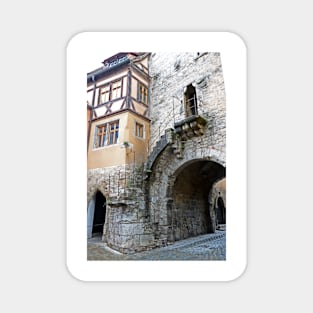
{"left": 144, "top": 128, "right": 185, "bottom": 178}
{"left": 145, "top": 133, "right": 169, "bottom": 173}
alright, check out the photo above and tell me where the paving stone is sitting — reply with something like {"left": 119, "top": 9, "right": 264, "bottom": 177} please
{"left": 87, "top": 230, "right": 226, "bottom": 261}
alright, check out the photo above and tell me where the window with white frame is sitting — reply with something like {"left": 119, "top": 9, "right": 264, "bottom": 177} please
{"left": 138, "top": 83, "right": 148, "bottom": 105}
{"left": 135, "top": 122, "right": 144, "bottom": 138}
{"left": 111, "top": 80, "right": 122, "bottom": 100}
{"left": 94, "top": 120, "right": 119, "bottom": 148}
{"left": 108, "top": 120, "right": 119, "bottom": 145}
{"left": 99, "top": 85, "right": 110, "bottom": 103}
{"left": 98, "top": 79, "right": 122, "bottom": 105}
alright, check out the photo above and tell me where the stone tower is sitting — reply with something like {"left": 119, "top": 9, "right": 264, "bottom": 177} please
{"left": 146, "top": 52, "right": 226, "bottom": 246}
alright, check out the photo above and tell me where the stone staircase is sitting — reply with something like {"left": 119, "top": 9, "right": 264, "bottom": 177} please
{"left": 145, "top": 133, "right": 169, "bottom": 173}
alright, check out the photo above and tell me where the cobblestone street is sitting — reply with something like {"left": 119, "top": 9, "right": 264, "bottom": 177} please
{"left": 87, "top": 228, "right": 226, "bottom": 261}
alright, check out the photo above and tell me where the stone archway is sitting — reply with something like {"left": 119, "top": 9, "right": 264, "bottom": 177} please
{"left": 216, "top": 196, "right": 226, "bottom": 225}
{"left": 92, "top": 191, "right": 106, "bottom": 236}
{"left": 167, "top": 160, "right": 226, "bottom": 242}
{"left": 211, "top": 178, "right": 226, "bottom": 229}
{"left": 87, "top": 190, "right": 107, "bottom": 239}
{"left": 147, "top": 139, "right": 226, "bottom": 248}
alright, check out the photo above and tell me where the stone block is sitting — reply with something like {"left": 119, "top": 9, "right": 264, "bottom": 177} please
{"left": 119, "top": 212, "right": 138, "bottom": 223}
{"left": 140, "top": 234, "right": 155, "bottom": 247}
{"left": 118, "top": 223, "right": 143, "bottom": 236}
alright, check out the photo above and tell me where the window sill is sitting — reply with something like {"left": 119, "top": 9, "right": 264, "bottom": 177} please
{"left": 135, "top": 136, "right": 145, "bottom": 141}
{"left": 92, "top": 143, "right": 120, "bottom": 151}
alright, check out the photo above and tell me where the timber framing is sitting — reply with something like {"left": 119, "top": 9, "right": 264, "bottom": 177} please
{"left": 130, "top": 63, "right": 150, "bottom": 81}
{"left": 91, "top": 108, "right": 151, "bottom": 123}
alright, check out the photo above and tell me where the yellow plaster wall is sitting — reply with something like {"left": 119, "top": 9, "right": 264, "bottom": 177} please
{"left": 87, "top": 113, "right": 128, "bottom": 169}
{"left": 126, "top": 112, "right": 151, "bottom": 165}
{"left": 87, "top": 111, "right": 150, "bottom": 169}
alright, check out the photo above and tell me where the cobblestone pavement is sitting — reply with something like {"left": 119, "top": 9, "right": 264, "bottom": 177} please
{"left": 87, "top": 228, "right": 226, "bottom": 261}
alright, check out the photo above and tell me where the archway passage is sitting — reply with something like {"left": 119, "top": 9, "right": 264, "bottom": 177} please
{"left": 216, "top": 196, "right": 226, "bottom": 224}
{"left": 212, "top": 178, "right": 226, "bottom": 229}
{"left": 92, "top": 191, "right": 106, "bottom": 237}
{"left": 170, "top": 160, "right": 225, "bottom": 242}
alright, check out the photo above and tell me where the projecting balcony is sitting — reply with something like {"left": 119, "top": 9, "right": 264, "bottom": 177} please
{"left": 144, "top": 115, "right": 208, "bottom": 176}
{"left": 173, "top": 115, "right": 207, "bottom": 139}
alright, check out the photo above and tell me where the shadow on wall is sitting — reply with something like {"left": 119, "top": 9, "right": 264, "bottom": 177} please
{"left": 169, "top": 160, "right": 226, "bottom": 241}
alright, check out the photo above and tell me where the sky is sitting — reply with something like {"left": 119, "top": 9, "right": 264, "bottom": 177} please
{"left": 85, "top": 50, "right": 116, "bottom": 73}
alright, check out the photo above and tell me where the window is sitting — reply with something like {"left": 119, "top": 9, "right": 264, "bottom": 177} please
{"left": 94, "top": 120, "right": 119, "bottom": 148}
{"left": 108, "top": 120, "right": 119, "bottom": 145}
{"left": 111, "top": 80, "right": 122, "bottom": 100}
{"left": 184, "top": 84, "right": 198, "bottom": 116}
{"left": 99, "top": 85, "right": 110, "bottom": 103}
{"left": 98, "top": 79, "right": 122, "bottom": 104}
{"left": 135, "top": 122, "right": 144, "bottom": 138}
{"left": 95, "top": 124, "right": 107, "bottom": 148}
{"left": 138, "top": 83, "right": 148, "bottom": 105}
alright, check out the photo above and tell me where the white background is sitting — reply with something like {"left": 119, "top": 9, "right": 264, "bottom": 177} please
{"left": 1, "top": 1, "right": 312, "bottom": 312}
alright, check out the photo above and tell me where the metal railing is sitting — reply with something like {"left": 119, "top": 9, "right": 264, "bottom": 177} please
{"left": 152, "top": 96, "right": 198, "bottom": 151}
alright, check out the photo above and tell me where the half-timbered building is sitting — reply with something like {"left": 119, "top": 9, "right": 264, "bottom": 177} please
{"left": 87, "top": 52, "right": 151, "bottom": 169}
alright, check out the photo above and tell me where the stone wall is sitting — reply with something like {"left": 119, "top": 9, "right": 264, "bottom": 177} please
{"left": 148, "top": 52, "right": 226, "bottom": 153}
{"left": 87, "top": 163, "right": 145, "bottom": 203}
{"left": 87, "top": 164, "right": 156, "bottom": 253}
{"left": 172, "top": 191, "right": 210, "bottom": 241}
{"left": 146, "top": 52, "right": 226, "bottom": 247}
{"left": 104, "top": 191, "right": 155, "bottom": 253}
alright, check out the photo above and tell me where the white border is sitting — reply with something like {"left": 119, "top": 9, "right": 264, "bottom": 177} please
{"left": 66, "top": 32, "right": 247, "bottom": 281}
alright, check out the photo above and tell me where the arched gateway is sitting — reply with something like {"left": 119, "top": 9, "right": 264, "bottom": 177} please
{"left": 147, "top": 140, "right": 226, "bottom": 247}
{"left": 170, "top": 160, "right": 225, "bottom": 241}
